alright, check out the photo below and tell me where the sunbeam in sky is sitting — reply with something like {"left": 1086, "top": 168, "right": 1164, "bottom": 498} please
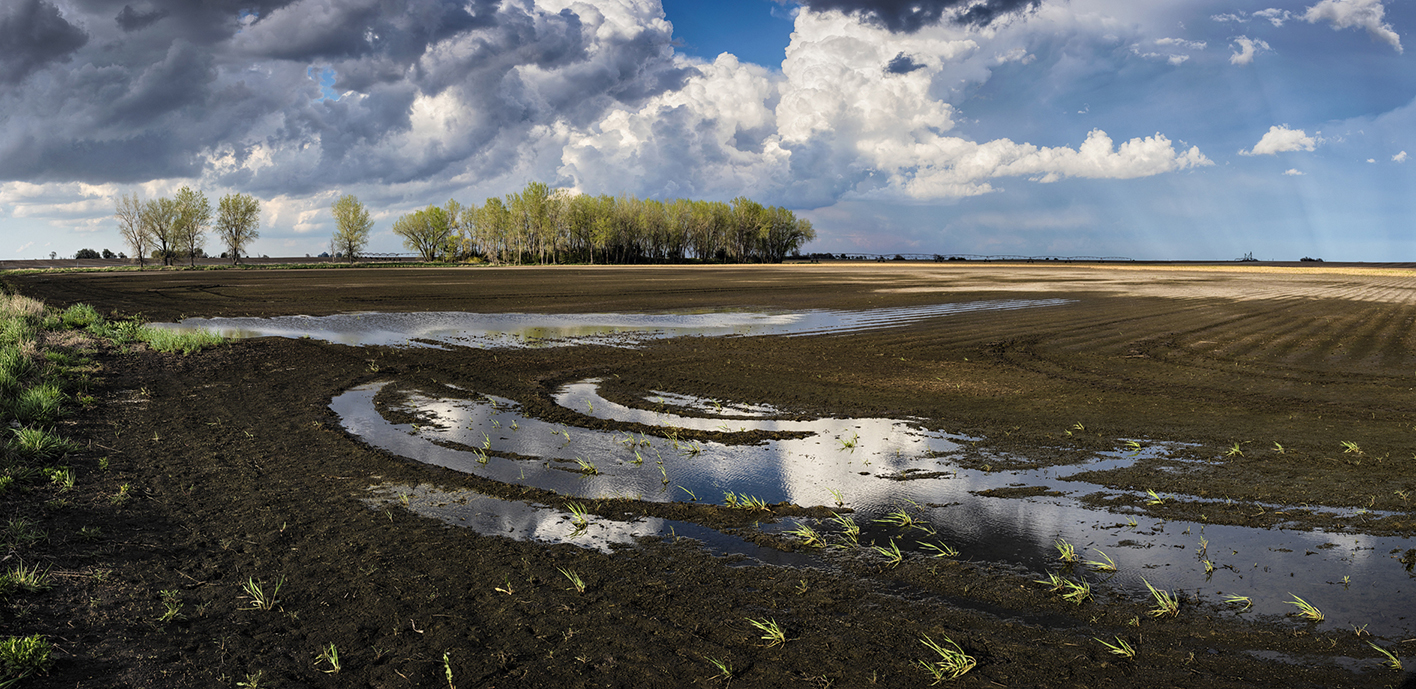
{"left": 1, "top": 0, "right": 1411, "bottom": 261}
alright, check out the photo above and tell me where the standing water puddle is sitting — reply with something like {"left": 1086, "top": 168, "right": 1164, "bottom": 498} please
{"left": 336, "top": 379, "right": 1416, "bottom": 637}
{"left": 153, "top": 299, "right": 1070, "bottom": 348}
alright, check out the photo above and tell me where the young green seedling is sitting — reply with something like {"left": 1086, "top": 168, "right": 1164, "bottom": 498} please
{"left": 1143, "top": 578, "right": 1180, "bottom": 617}
{"left": 1287, "top": 594, "right": 1323, "bottom": 622}
{"left": 747, "top": 617, "right": 788, "bottom": 647}
{"left": 559, "top": 567, "right": 586, "bottom": 593}
{"left": 1095, "top": 636, "right": 1136, "bottom": 658}
{"left": 873, "top": 539, "right": 904, "bottom": 568}
{"left": 1085, "top": 549, "right": 1117, "bottom": 572}
{"left": 1367, "top": 641, "right": 1403, "bottom": 671}
{"left": 916, "top": 635, "right": 976, "bottom": 683}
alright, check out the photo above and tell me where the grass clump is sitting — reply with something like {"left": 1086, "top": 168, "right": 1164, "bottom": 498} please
{"left": 8, "top": 427, "right": 75, "bottom": 460}
{"left": 1287, "top": 594, "right": 1323, "bottom": 622}
{"left": 1143, "top": 578, "right": 1180, "bottom": 617}
{"left": 0, "top": 635, "right": 53, "bottom": 683}
{"left": 916, "top": 635, "right": 976, "bottom": 683}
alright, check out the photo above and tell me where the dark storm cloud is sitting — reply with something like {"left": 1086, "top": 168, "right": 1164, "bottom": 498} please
{"left": 885, "top": 52, "right": 923, "bottom": 73}
{"left": 115, "top": 5, "right": 168, "bottom": 31}
{"left": 792, "top": 0, "right": 1040, "bottom": 32}
{"left": 0, "top": 0, "right": 694, "bottom": 193}
{"left": 0, "top": 0, "right": 89, "bottom": 84}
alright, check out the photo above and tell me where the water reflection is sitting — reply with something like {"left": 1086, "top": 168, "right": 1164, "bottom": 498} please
{"left": 336, "top": 379, "right": 1416, "bottom": 636}
{"left": 153, "top": 299, "right": 1071, "bottom": 348}
{"left": 364, "top": 482, "right": 816, "bottom": 566}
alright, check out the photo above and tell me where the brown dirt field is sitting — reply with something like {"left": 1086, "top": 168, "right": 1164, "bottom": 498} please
{"left": 5, "top": 263, "right": 1416, "bottom": 688}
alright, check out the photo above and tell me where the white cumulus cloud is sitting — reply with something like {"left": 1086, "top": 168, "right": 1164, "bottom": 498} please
{"left": 1229, "top": 36, "right": 1272, "bottom": 64}
{"left": 1241, "top": 125, "right": 1320, "bottom": 156}
{"left": 1283, "top": 168, "right": 1304, "bottom": 175}
{"left": 1304, "top": 0, "right": 1402, "bottom": 53}
{"left": 1393, "top": 151, "right": 1408, "bottom": 162}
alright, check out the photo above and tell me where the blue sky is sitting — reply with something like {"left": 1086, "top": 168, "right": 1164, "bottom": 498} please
{"left": 0, "top": 0, "right": 1412, "bottom": 261}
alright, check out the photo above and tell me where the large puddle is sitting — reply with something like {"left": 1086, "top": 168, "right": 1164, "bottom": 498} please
{"left": 153, "top": 299, "right": 1070, "bottom": 348}
{"left": 336, "top": 378, "right": 1416, "bottom": 638}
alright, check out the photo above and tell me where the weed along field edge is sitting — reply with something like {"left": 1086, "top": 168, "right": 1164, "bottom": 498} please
{"left": 5, "top": 263, "right": 1416, "bottom": 687}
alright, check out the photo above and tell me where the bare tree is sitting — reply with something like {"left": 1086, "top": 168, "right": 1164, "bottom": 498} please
{"left": 216, "top": 193, "right": 261, "bottom": 264}
{"left": 173, "top": 186, "right": 212, "bottom": 266}
{"left": 115, "top": 192, "right": 150, "bottom": 268}
{"left": 330, "top": 194, "right": 372, "bottom": 264}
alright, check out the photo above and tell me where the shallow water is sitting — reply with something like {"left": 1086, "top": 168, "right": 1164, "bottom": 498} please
{"left": 153, "top": 299, "right": 1071, "bottom": 348}
{"left": 335, "top": 379, "right": 1416, "bottom": 637}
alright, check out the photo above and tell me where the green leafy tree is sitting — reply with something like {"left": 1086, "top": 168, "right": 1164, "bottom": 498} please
{"left": 142, "top": 197, "right": 181, "bottom": 266}
{"left": 173, "top": 186, "right": 212, "bottom": 267}
{"left": 216, "top": 193, "right": 261, "bottom": 264}
{"left": 330, "top": 194, "right": 373, "bottom": 264}
{"left": 391, "top": 205, "right": 452, "bottom": 261}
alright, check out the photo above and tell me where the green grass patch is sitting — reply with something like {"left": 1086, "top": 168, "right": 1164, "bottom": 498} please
{"left": 0, "top": 634, "right": 54, "bottom": 683}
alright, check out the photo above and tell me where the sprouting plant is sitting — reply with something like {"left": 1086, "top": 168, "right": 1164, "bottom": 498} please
{"left": 1060, "top": 577, "right": 1092, "bottom": 605}
{"left": 1124, "top": 440, "right": 1143, "bottom": 456}
{"left": 572, "top": 456, "right": 598, "bottom": 475}
{"left": 566, "top": 502, "right": 589, "bottom": 528}
{"left": 827, "top": 488, "right": 844, "bottom": 508}
{"left": 920, "top": 540, "right": 959, "bottom": 558}
{"left": 678, "top": 486, "right": 698, "bottom": 501}
{"left": 241, "top": 576, "right": 284, "bottom": 611}
{"left": 706, "top": 656, "right": 733, "bottom": 681}
{"left": 1287, "top": 594, "right": 1323, "bottom": 622}
{"left": 1143, "top": 578, "right": 1180, "bottom": 617}
{"left": 1367, "top": 641, "right": 1403, "bottom": 671}
{"left": 559, "top": 567, "right": 586, "bottom": 593}
{"left": 1225, "top": 442, "right": 1244, "bottom": 458}
{"left": 875, "top": 508, "right": 916, "bottom": 529}
{"left": 786, "top": 522, "right": 826, "bottom": 548}
{"left": 723, "top": 491, "right": 769, "bottom": 511}
{"left": 510, "top": 420, "right": 518, "bottom": 431}
{"left": 1145, "top": 489, "right": 1165, "bottom": 505}
{"left": 747, "top": 617, "right": 787, "bottom": 647}
{"left": 494, "top": 577, "right": 515, "bottom": 595}
{"left": 1196, "top": 536, "right": 1209, "bottom": 558}
{"left": 839, "top": 431, "right": 859, "bottom": 450}
{"left": 236, "top": 671, "right": 264, "bottom": 688}
{"left": 1054, "top": 539, "right": 1079, "bottom": 563}
{"left": 1224, "top": 594, "right": 1252, "bottom": 610}
{"left": 1095, "top": 636, "right": 1136, "bottom": 659}
{"left": 874, "top": 539, "right": 905, "bottom": 568}
{"left": 1341, "top": 441, "right": 1363, "bottom": 455}
{"left": 443, "top": 650, "right": 455, "bottom": 689}
{"left": 1203, "top": 560, "right": 1215, "bottom": 575}
{"left": 631, "top": 448, "right": 644, "bottom": 465}
{"left": 1125, "top": 516, "right": 1138, "bottom": 529}
{"left": 1035, "top": 572, "right": 1067, "bottom": 592}
{"left": 1085, "top": 549, "right": 1117, "bottom": 573}
{"left": 157, "top": 589, "right": 184, "bottom": 622}
{"left": 916, "top": 635, "right": 976, "bottom": 683}
{"left": 1273, "top": 441, "right": 1285, "bottom": 454}
{"left": 830, "top": 512, "right": 860, "bottom": 546}
{"left": 315, "top": 643, "right": 341, "bottom": 674}
{"left": 111, "top": 483, "right": 131, "bottom": 505}
{"left": 6, "top": 562, "right": 53, "bottom": 592}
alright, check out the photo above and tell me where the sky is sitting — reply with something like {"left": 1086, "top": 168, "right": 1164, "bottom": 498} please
{"left": 0, "top": 0, "right": 1412, "bottom": 261}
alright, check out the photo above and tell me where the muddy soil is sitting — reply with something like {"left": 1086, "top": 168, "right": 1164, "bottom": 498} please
{"left": 6, "top": 263, "right": 1416, "bottom": 687}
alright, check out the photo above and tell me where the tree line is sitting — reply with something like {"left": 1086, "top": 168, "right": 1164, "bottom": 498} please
{"left": 334, "top": 182, "right": 816, "bottom": 264}
{"left": 113, "top": 189, "right": 261, "bottom": 267}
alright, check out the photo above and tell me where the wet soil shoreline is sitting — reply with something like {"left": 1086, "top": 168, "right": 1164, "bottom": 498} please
{"left": 6, "top": 264, "right": 1416, "bottom": 687}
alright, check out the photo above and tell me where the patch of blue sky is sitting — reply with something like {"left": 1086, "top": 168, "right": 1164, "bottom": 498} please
{"left": 661, "top": 0, "right": 796, "bottom": 68}
{"left": 307, "top": 66, "right": 340, "bottom": 102}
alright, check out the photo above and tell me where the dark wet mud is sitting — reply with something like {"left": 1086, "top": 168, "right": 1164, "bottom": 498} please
{"left": 7, "top": 263, "right": 1416, "bottom": 687}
